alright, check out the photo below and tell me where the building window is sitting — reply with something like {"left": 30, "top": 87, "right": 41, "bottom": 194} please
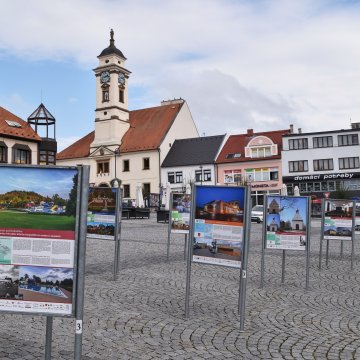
{"left": 119, "top": 89, "right": 124, "bottom": 103}
{"left": 0, "top": 145, "right": 7, "bottom": 163}
{"left": 338, "top": 134, "right": 359, "bottom": 146}
{"left": 97, "top": 160, "right": 109, "bottom": 175}
{"left": 13, "top": 148, "right": 31, "bottom": 164}
{"left": 226, "top": 153, "right": 241, "bottom": 159}
{"left": 313, "top": 159, "right": 334, "bottom": 171}
{"left": 168, "top": 172, "right": 175, "bottom": 184}
{"left": 175, "top": 171, "right": 183, "bottom": 183}
{"left": 251, "top": 146, "right": 271, "bottom": 158}
{"left": 123, "top": 184, "right": 130, "bottom": 198}
{"left": 203, "top": 169, "right": 211, "bottom": 182}
{"left": 224, "top": 170, "right": 241, "bottom": 183}
{"left": 289, "top": 138, "right": 308, "bottom": 150}
{"left": 102, "top": 90, "right": 109, "bottom": 102}
{"left": 39, "top": 150, "right": 56, "bottom": 165}
{"left": 123, "top": 159, "right": 130, "bottom": 172}
{"left": 339, "top": 157, "right": 360, "bottom": 169}
{"left": 313, "top": 136, "right": 333, "bottom": 148}
{"left": 143, "top": 157, "right": 150, "bottom": 170}
{"left": 195, "top": 170, "right": 202, "bottom": 182}
{"left": 245, "top": 167, "right": 279, "bottom": 182}
{"left": 289, "top": 160, "right": 308, "bottom": 172}
{"left": 143, "top": 183, "right": 150, "bottom": 197}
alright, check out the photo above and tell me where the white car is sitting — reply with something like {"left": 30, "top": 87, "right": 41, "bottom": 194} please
{"left": 251, "top": 205, "right": 264, "bottom": 223}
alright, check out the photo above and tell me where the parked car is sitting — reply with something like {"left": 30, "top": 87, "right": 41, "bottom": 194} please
{"left": 251, "top": 205, "right": 264, "bottom": 223}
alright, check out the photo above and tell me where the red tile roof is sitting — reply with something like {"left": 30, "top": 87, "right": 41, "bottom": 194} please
{"left": 216, "top": 129, "right": 290, "bottom": 163}
{"left": 0, "top": 107, "right": 41, "bottom": 141}
{"left": 57, "top": 131, "right": 95, "bottom": 160}
{"left": 57, "top": 102, "right": 183, "bottom": 160}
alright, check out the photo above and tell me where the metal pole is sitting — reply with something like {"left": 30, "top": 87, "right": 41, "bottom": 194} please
{"left": 319, "top": 199, "right": 325, "bottom": 270}
{"left": 184, "top": 234, "right": 187, "bottom": 261}
{"left": 340, "top": 240, "right": 343, "bottom": 258}
{"left": 45, "top": 316, "right": 53, "bottom": 360}
{"left": 239, "top": 186, "right": 251, "bottom": 331}
{"left": 305, "top": 196, "right": 311, "bottom": 289}
{"left": 113, "top": 187, "right": 122, "bottom": 280}
{"left": 351, "top": 200, "right": 356, "bottom": 270}
{"left": 74, "top": 165, "right": 90, "bottom": 360}
{"left": 281, "top": 250, "right": 286, "bottom": 284}
{"left": 260, "top": 195, "right": 268, "bottom": 288}
{"left": 167, "top": 193, "right": 172, "bottom": 261}
{"left": 326, "top": 239, "right": 329, "bottom": 267}
{"left": 185, "top": 185, "right": 196, "bottom": 319}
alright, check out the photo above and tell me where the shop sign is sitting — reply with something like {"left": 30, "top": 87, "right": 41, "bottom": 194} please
{"left": 283, "top": 172, "right": 360, "bottom": 182}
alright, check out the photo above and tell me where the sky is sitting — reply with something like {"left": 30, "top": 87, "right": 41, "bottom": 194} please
{"left": 0, "top": 167, "right": 77, "bottom": 198}
{"left": 19, "top": 266, "right": 73, "bottom": 282}
{"left": 196, "top": 186, "right": 245, "bottom": 207}
{"left": 1, "top": 0, "right": 360, "bottom": 151}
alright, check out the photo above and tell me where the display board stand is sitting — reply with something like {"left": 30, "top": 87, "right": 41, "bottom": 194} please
{"left": 113, "top": 188, "right": 123, "bottom": 280}
{"left": 185, "top": 185, "right": 250, "bottom": 331}
{"left": 319, "top": 198, "right": 355, "bottom": 270}
{"left": 238, "top": 187, "right": 251, "bottom": 331}
{"left": 74, "top": 165, "right": 90, "bottom": 360}
{"left": 41, "top": 165, "right": 89, "bottom": 360}
{"left": 167, "top": 192, "right": 191, "bottom": 261}
{"left": 260, "top": 195, "right": 311, "bottom": 290}
{"left": 86, "top": 186, "right": 123, "bottom": 280}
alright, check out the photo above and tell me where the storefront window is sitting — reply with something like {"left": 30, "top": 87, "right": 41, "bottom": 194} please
{"left": 300, "top": 183, "right": 307, "bottom": 192}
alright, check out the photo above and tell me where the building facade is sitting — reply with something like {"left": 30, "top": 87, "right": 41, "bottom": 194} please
{"left": 281, "top": 124, "right": 360, "bottom": 215}
{"left": 0, "top": 104, "right": 57, "bottom": 165}
{"left": 57, "top": 30, "right": 198, "bottom": 199}
{"left": 216, "top": 128, "right": 290, "bottom": 206}
{"left": 161, "top": 135, "right": 225, "bottom": 191}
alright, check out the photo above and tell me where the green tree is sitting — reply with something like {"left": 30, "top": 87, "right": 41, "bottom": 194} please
{"left": 66, "top": 173, "right": 78, "bottom": 217}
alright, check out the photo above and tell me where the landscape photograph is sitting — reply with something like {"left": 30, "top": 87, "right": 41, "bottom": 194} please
{"left": 0, "top": 167, "right": 78, "bottom": 232}
{"left": 18, "top": 265, "right": 73, "bottom": 303}
{"left": 0, "top": 265, "right": 19, "bottom": 299}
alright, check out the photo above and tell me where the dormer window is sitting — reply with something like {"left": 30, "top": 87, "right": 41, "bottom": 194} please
{"left": 5, "top": 120, "right": 21, "bottom": 128}
{"left": 251, "top": 146, "right": 271, "bottom": 158}
{"left": 226, "top": 153, "right": 241, "bottom": 159}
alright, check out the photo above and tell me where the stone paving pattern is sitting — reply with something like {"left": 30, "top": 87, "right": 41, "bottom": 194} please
{"left": 1, "top": 215, "right": 359, "bottom": 359}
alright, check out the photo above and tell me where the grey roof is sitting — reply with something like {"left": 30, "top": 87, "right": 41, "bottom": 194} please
{"left": 161, "top": 135, "right": 225, "bottom": 167}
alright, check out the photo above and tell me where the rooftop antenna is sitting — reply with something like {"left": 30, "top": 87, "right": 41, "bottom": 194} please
{"left": 202, "top": 132, "right": 205, "bottom": 137}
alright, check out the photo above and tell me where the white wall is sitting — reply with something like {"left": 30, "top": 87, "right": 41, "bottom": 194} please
{"left": 161, "top": 164, "right": 217, "bottom": 191}
{"left": 159, "top": 101, "right": 199, "bottom": 164}
{"left": 0, "top": 137, "right": 38, "bottom": 164}
{"left": 282, "top": 130, "right": 360, "bottom": 176}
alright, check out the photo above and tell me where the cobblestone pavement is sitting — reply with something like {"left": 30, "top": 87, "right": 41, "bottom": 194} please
{"left": 1, "top": 215, "right": 360, "bottom": 359}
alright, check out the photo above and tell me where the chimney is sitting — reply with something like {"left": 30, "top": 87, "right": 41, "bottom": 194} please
{"left": 247, "top": 129, "right": 254, "bottom": 136}
{"left": 289, "top": 124, "right": 294, "bottom": 134}
{"left": 351, "top": 122, "right": 360, "bottom": 129}
{"left": 298, "top": 128, "right": 302, "bottom": 134}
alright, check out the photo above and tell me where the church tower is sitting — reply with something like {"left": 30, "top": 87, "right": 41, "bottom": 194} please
{"left": 90, "top": 29, "right": 131, "bottom": 150}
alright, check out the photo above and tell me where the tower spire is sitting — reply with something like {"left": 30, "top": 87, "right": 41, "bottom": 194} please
{"left": 110, "top": 28, "right": 114, "bottom": 46}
